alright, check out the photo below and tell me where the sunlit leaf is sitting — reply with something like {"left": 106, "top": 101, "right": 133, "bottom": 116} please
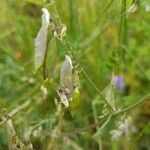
{"left": 70, "top": 87, "right": 80, "bottom": 116}
{"left": 34, "top": 8, "right": 50, "bottom": 70}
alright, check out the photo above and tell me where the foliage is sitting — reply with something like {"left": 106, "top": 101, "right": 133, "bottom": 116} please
{"left": 0, "top": 0, "right": 150, "bottom": 149}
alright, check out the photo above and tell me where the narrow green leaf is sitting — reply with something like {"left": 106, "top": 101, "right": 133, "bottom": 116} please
{"left": 70, "top": 87, "right": 80, "bottom": 116}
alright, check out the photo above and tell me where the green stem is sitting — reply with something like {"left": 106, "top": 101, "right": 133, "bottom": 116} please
{"left": 100, "top": 94, "right": 149, "bottom": 118}
{"left": 93, "top": 114, "right": 112, "bottom": 138}
{"left": 114, "top": 94, "right": 150, "bottom": 115}
{"left": 36, "top": 95, "right": 149, "bottom": 137}
{"left": 118, "top": 0, "right": 127, "bottom": 72}
{"left": 82, "top": 68, "right": 114, "bottom": 113}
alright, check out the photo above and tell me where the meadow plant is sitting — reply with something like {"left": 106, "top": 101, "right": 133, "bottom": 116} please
{"left": 0, "top": 0, "right": 149, "bottom": 149}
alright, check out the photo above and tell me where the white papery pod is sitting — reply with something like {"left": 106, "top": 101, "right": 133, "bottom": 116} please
{"left": 57, "top": 92, "right": 69, "bottom": 107}
{"left": 34, "top": 8, "right": 50, "bottom": 70}
{"left": 60, "top": 55, "right": 73, "bottom": 92}
{"left": 57, "top": 55, "right": 74, "bottom": 107}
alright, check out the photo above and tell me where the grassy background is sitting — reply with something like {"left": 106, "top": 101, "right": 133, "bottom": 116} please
{"left": 0, "top": 0, "right": 150, "bottom": 149}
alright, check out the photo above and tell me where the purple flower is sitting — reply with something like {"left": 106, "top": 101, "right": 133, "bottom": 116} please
{"left": 113, "top": 75, "right": 125, "bottom": 89}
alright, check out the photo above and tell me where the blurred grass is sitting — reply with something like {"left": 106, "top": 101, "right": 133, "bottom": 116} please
{"left": 0, "top": 0, "right": 150, "bottom": 149}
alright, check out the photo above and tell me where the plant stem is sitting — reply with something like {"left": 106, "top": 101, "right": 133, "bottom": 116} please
{"left": 81, "top": 68, "right": 114, "bottom": 113}
{"left": 0, "top": 100, "right": 31, "bottom": 126}
{"left": 114, "top": 94, "right": 150, "bottom": 115}
{"left": 93, "top": 114, "right": 112, "bottom": 138}
{"left": 118, "top": 0, "right": 127, "bottom": 72}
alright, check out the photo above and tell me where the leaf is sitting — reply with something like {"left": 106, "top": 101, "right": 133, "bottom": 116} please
{"left": 34, "top": 8, "right": 50, "bottom": 70}
{"left": 60, "top": 55, "right": 73, "bottom": 93}
{"left": 70, "top": 87, "right": 80, "bottom": 116}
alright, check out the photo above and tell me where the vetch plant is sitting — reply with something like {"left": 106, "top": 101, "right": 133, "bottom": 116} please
{"left": 34, "top": 6, "right": 80, "bottom": 113}
{"left": 33, "top": 2, "right": 149, "bottom": 140}
{"left": 0, "top": 0, "right": 149, "bottom": 149}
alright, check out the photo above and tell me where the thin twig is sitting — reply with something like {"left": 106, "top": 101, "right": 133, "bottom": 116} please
{"left": 0, "top": 100, "right": 31, "bottom": 125}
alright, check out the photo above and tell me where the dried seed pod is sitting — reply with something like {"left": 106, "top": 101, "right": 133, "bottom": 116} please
{"left": 57, "top": 55, "right": 80, "bottom": 109}
{"left": 60, "top": 55, "right": 74, "bottom": 93}
{"left": 56, "top": 55, "right": 74, "bottom": 107}
{"left": 34, "top": 8, "right": 50, "bottom": 70}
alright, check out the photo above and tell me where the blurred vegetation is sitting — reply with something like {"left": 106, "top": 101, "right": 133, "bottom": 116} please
{"left": 0, "top": 0, "right": 150, "bottom": 149}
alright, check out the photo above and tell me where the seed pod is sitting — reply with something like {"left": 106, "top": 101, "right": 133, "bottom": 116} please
{"left": 60, "top": 55, "right": 74, "bottom": 93}
{"left": 34, "top": 8, "right": 50, "bottom": 70}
